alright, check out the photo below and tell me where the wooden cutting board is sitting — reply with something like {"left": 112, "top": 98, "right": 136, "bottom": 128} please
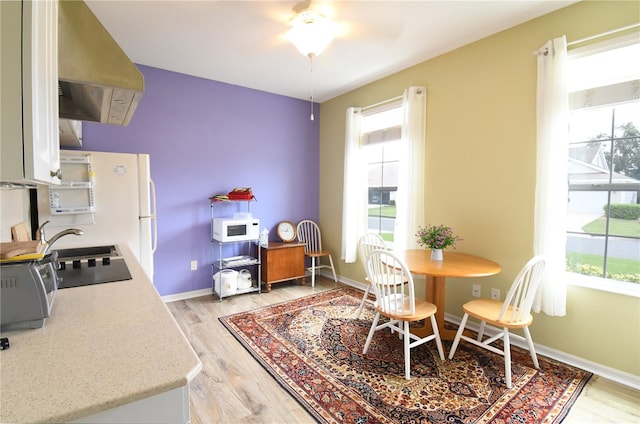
{"left": 11, "top": 222, "right": 31, "bottom": 242}
{"left": 0, "top": 241, "right": 44, "bottom": 260}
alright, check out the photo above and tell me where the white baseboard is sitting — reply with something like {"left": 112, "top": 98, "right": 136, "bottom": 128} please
{"left": 162, "top": 288, "right": 211, "bottom": 303}
{"left": 163, "top": 272, "right": 640, "bottom": 391}
{"left": 336, "top": 274, "right": 368, "bottom": 290}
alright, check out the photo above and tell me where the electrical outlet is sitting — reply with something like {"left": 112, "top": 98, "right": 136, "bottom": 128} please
{"left": 472, "top": 284, "right": 481, "bottom": 298}
{"left": 190, "top": 260, "right": 197, "bottom": 271}
{"left": 491, "top": 288, "right": 500, "bottom": 300}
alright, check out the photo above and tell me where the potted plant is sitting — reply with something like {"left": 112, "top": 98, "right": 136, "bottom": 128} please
{"left": 416, "top": 224, "right": 461, "bottom": 261}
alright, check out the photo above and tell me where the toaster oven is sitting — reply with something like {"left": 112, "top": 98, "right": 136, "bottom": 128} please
{"left": 0, "top": 254, "right": 59, "bottom": 331}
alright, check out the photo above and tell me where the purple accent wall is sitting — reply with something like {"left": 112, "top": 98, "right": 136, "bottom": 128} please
{"left": 75, "top": 65, "right": 320, "bottom": 296}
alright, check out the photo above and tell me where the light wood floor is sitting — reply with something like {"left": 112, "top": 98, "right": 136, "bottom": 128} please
{"left": 167, "top": 277, "right": 640, "bottom": 424}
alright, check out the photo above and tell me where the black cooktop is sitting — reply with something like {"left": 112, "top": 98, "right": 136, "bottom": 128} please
{"left": 57, "top": 258, "right": 132, "bottom": 289}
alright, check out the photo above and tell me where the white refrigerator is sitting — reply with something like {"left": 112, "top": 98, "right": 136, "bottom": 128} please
{"left": 37, "top": 150, "right": 157, "bottom": 280}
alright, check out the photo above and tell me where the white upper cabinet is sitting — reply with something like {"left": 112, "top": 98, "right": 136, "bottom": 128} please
{"left": 1, "top": 0, "right": 60, "bottom": 186}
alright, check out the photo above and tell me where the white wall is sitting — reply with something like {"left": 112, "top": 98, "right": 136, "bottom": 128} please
{"left": 0, "top": 189, "right": 31, "bottom": 241}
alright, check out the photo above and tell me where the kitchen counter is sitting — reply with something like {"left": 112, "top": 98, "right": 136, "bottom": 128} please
{"left": 0, "top": 244, "right": 202, "bottom": 423}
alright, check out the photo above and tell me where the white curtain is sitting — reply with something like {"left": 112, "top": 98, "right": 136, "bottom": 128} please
{"left": 395, "top": 87, "right": 427, "bottom": 249}
{"left": 533, "top": 37, "right": 568, "bottom": 317}
{"left": 341, "top": 107, "right": 366, "bottom": 262}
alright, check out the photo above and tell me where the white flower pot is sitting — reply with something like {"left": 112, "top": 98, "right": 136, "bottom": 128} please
{"left": 431, "top": 248, "right": 443, "bottom": 261}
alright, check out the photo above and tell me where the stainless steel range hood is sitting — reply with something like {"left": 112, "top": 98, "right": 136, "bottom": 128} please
{"left": 58, "top": 0, "right": 143, "bottom": 126}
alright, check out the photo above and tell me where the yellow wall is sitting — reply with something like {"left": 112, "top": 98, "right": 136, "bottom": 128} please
{"left": 319, "top": 1, "right": 640, "bottom": 377}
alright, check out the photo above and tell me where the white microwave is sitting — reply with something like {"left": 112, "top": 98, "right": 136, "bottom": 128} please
{"left": 213, "top": 218, "right": 260, "bottom": 242}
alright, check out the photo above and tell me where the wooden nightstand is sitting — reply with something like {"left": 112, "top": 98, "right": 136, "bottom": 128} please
{"left": 260, "top": 242, "right": 306, "bottom": 292}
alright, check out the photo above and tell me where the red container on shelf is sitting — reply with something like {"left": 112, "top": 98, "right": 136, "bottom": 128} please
{"left": 227, "top": 191, "right": 254, "bottom": 200}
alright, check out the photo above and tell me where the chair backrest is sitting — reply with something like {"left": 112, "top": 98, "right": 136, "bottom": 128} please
{"left": 365, "top": 250, "right": 416, "bottom": 316}
{"left": 499, "top": 256, "right": 546, "bottom": 323}
{"left": 358, "top": 232, "right": 386, "bottom": 270}
{"left": 296, "top": 220, "right": 322, "bottom": 253}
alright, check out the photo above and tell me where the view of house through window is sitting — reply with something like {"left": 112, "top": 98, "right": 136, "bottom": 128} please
{"left": 567, "top": 35, "right": 640, "bottom": 288}
{"left": 361, "top": 103, "right": 403, "bottom": 244}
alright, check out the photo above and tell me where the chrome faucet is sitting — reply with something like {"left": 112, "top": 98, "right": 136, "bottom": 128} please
{"left": 37, "top": 221, "right": 84, "bottom": 254}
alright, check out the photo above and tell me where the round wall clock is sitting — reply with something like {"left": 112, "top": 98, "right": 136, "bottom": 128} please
{"left": 277, "top": 221, "right": 297, "bottom": 242}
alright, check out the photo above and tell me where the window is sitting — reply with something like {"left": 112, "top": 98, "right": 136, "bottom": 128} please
{"left": 566, "top": 34, "right": 640, "bottom": 292}
{"left": 342, "top": 87, "right": 425, "bottom": 263}
{"left": 360, "top": 103, "right": 403, "bottom": 244}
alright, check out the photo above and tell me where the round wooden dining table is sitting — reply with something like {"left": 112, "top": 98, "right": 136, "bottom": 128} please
{"left": 396, "top": 249, "right": 501, "bottom": 340}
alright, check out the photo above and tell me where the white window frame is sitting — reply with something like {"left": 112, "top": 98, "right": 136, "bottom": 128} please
{"left": 342, "top": 87, "right": 426, "bottom": 263}
{"left": 566, "top": 33, "right": 640, "bottom": 298}
{"left": 361, "top": 101, "right": 403, "bottom": 246}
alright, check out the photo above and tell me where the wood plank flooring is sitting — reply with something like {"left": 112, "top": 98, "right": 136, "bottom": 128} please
{"left": 166, "top": 277, "right": 640, "bottom": 424}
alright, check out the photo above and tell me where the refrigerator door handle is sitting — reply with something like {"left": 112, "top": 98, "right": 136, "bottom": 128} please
{"left": 150, "top": 214, "right": 158, "bottom": 253}
{"left": 140, "top": 178, "right": 158, "bottom": 253}
{"left": 142, "top": 178, "right": 158, "bottom": 253}
{"left": 150, "top": 178, "right": 158, "bottom": 253}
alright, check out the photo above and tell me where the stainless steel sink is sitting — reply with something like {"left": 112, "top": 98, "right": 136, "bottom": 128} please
{"left": 53, "top": 245, "right": 131, "bottom": 289}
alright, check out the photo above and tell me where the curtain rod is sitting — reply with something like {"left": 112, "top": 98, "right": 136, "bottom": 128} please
{"left": 361, "top": 95, "right": 403, "bottom": 112}
{"left": 567, "top": 23, "right": 640, "bottom": 46}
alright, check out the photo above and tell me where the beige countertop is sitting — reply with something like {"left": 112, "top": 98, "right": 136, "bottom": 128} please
{"left": 0, "top": 244, "right": 202, "bottom": 423}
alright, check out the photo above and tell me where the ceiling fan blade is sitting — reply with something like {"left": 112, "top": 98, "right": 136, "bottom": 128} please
{"left": 292, "top": 0, "right": 311, "bottom": 14}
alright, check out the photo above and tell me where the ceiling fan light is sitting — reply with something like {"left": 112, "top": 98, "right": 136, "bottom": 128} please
{"left": 287, "top": 10, "right": 336, "bottom": 57}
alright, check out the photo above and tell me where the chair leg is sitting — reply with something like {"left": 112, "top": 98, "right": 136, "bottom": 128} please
{"left": 504, "top": 328, "right": 512, "bottom": 389}
{"left": 430, "top": 315, "right": 445, "bottom": 361}
{"left": 404, "top": 321, "right": 411, "bottom": 380}
{"left": 310, "top": 257, "right": 316, "bottom": 288}
{"left": 523, "top": 327, "right": 539, "bottom": 369}
{"left": 363, "top": 313, "right": 381, "bottom": 354}
{"left": 477, "top": 320, "right": 486, "bottom": 342}
{"left": 328, "top": 254, "right": 337, "bottom": 283}
{"left": 355, "top": 286, "right": 370, "bottom": 318}
{"left": 448, "top": 313, "right": 469, "bottom": 359}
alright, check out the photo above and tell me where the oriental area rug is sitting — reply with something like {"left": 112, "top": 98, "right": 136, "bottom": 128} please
{"left": 219, "top": 287, "right": 592, "bottom": 424}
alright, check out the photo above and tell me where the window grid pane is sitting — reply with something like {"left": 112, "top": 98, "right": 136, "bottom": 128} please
{"left": 367, "top": 143, "right": 398, "bottom": 241}
{"left": 567, "top": 102, "right": 640, "bottom": 285}
{"left": 360, "top": 102, "right": 404, "bottom": 244}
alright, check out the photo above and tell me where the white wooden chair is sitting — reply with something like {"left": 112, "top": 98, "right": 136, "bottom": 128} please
{"left": 448, "top": 256, "right": 546, "bottom": 388}
{"left": 355, "top": 232, "right": 408, "bottom": 318}
{"left": 296, "top": 220, "right": 337, "bottom": 288}
{"left": 362, "top": 250, "right": 445, "bottom": 380}
{"left": 355, "top": 232, "right": 386, "bottom": 318}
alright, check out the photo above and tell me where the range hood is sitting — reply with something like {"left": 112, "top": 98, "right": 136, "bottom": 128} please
{"left": 58, "top": 0, "right": 143, "bottom": 126}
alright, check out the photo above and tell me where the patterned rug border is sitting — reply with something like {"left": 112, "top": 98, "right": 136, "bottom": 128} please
{"left": 219, "top": 287, "right": 592, "bottom": 424}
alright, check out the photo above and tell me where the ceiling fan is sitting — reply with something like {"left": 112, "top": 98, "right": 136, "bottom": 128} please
{"left": 286, "top": 0, "right": 338, "bottom": 58}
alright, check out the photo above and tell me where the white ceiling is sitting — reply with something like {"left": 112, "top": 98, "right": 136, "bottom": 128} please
{"left": 85, "top": 1, "right": 577, "bottom": 103}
